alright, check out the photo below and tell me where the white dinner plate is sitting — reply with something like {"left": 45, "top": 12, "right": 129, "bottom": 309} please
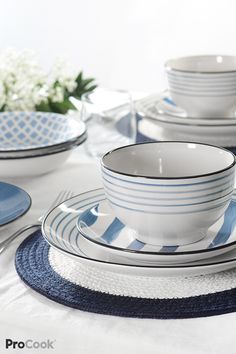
{"left": 136, "top": 93, "right": 236, "bottom": 146}
{"left": 136, "top": 92, "right": 236, "bottom": 124}
{"left": 42, "top": 188, "right": 236, "bottom": 277}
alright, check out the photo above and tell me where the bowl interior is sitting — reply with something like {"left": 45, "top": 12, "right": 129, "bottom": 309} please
{"left": 0, "top": 112, "right": 85, "bottom": 151}
{"left": 102, "top": 143, "right": 235, "bottom": 178}
{"left": 166, "top": 55, "right": 236, "bottom": 74}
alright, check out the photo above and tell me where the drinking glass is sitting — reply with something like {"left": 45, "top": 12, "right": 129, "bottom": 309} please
{"left": 81, "top": 88, "right": 136, "bottom": 158}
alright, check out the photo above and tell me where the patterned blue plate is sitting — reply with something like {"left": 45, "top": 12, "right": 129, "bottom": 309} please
{"left": 77, "top": 190, "right": 236, "bottom": 264}
{"left": 0, "top": 182, "right": 31, "bottom": 226}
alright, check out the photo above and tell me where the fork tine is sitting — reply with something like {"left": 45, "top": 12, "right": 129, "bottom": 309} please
{"left": 49, "top": 190, "right": 66, "bottom": 209}
{"left": 64, "top": 191, "right": 74, "bottom": 201}
{"left": 47, "top": 190, "right": 71, "bottom": 212}
{"left": 59, "top": 190, "right": 72, "bottom": 203}
{"left": 0, "top": 189, "right": 75, "bottom": 254}
{"left": 41, "top": 190, "right": 74, "bottom": 221}
{"left": 57, "top": 190, "right": 74, "bottom": 204}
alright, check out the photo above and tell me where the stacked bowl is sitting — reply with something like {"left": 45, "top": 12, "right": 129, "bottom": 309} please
{"left": 136, "top": 55, "right": 236, "bottom": 150}
{"left": 0, "top": 111, "right": 86, "bottom": 177}
{"left": 166, "top": 55, "right": 236, "bottom": 118}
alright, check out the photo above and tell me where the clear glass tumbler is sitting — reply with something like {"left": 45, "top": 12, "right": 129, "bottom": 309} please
{"left": 81, "top": 88, "right": 136, "bottom": 158}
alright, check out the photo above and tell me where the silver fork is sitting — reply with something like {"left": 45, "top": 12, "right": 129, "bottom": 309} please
{"left": 0, "top": 190, "right": 74, "bottom": 254}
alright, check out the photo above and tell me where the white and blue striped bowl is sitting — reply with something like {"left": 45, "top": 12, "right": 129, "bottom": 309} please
{"left": 165, "top": 55, "right": 236, "bottom": 118}
{"left": 101, "top": 142, "right": 236, "bottom": 246}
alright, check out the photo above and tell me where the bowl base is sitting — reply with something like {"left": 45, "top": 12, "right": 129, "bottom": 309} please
{"left": 135, "top": 228, "right": 207, "bottom": 247}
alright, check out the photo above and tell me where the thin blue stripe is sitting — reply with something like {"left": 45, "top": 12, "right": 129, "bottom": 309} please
{"left": 103, "top": 175, "right": 235, "bottom": 194}
{"left": 105, "top": 189, "right": 232, "bottom": 208}
{"left": 102, "top": 168, "right": 234, "bottom": 187}
{"left": 103, "top": 181, "right": 233, "bottom": 201}
{"left": 49, "top": 194, "right": 105, "bottom": 246}
{"left": 109, "top": 199, "right": 229, "bottom": 215}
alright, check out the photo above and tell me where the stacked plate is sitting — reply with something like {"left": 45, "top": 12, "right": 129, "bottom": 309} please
{"left": 136, "top": 55, "right": 236, "bottom": 149}
{"left": 136, "top": 93, "right": 236, "bottom": 149}
{"left": 0, "top": 112, "right": 86, "bottom": 177}
{"left": 42, "top": 187, "right": 236, "bottom": 277}
{"left": 42, "top": 142, "right": 236, "bottom": 278}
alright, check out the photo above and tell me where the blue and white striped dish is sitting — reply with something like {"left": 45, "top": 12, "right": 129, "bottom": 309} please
{"left": 76, "top": 190, "right": 236, "bottom": 264}
{"left": 101, "top": 142, "right": 235, "bottom": 245}
{"left": 42, "top": 188, "right": 236, "bottom": 275}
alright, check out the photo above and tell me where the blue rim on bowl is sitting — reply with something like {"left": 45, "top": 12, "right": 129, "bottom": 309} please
{"left": 0, "top": 132, "right": 87, "bottom": 160}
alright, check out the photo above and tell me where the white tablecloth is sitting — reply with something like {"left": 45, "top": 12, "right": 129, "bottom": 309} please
{"left": 0, "top": 146, "right": 236, "bottom": 354}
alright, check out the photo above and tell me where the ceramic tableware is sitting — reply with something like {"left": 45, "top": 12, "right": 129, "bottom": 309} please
{"left": 0, "top": 112, "right": 87, "bottom": 177}
{"left": 42, "top": 189, "right": 236, "bottom": 277}
{"left": 0, "top": 112, "right": 85, "bottom": 153}
{"left": 136, "top": 93, "right": 236, "bottom": 146}
{"left": 76, "top": 192, "right": 236, "bottom": 264}
{"left": 165, "top": 55, "right": 236, "bottom": 117}
{"left": 101, "top": 142, "right": 235, "bottom": 245}
{"left": 0, "top": 182, "right": 31, "bottom": 226}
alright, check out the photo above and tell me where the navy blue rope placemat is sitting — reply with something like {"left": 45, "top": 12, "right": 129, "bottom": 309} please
{"left": 15, "top": 230, "right": 236, "bottom": 319}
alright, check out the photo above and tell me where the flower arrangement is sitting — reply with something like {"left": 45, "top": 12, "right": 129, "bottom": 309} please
{"left": 0, "top": 49, "right": 96, "bottom": 114}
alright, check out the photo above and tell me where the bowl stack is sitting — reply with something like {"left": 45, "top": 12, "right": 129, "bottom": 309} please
{"left": 166, "top": 55, "right": 236, "bottom": 118}
{"left": 136, "top": 55, "right": 236, "bottom": 151}
{"left": 0, "top": 111, "right": 86, "bottom": 177}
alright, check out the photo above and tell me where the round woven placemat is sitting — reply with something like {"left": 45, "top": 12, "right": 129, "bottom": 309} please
{"left": 15, "top": 230, "right": 236, "bottom": 319}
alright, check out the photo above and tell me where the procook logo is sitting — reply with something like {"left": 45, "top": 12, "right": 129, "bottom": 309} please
{"left": 5, "top": 339, "right": 55, "bottom": 350}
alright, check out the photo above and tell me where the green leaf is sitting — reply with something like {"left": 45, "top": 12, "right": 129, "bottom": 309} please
{"left": 35, "top": 69, "right": 97, "bottom": 114}
{"left": 35, "top": 101, "right": 52, "bottom": 112}
{"left": 49, "top": 99, "right": 76, "bottom": 114}
{"left": 76, "top": 71, "right": 83, "bottom": 86}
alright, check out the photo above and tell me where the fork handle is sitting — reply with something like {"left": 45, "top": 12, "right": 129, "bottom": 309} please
{"left": 0, "top": 223, "right": 41, "bottom": 254}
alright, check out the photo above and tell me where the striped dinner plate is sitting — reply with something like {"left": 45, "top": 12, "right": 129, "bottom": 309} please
{"left": 76, "top": 190, "right": 236, "bottom": 264}
{"left": 41, "top": 188, "right": 236, "bottom": 277}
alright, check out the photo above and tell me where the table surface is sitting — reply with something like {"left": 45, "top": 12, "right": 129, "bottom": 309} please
{"left": 0, "top": 146, "right": 236, "bottom": 354}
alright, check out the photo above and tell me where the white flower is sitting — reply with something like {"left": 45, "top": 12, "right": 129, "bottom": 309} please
{"left": 48, "top": 58, "right": 77, "bottom": 93}
{"left": 0, "top": 48, "right": 79, "bottom": 111}
{"left": 0, "top": 48, "right": 45, "bottom": 111}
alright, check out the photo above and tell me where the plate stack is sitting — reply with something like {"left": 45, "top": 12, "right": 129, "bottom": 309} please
{"left": 0, "top": 112, "right": 86, "bottom": 177}
{"left": 136, "top": 55, "right": 236, "bottom": 152}
{"left": 42, "top": 142, "right": 236, "bottom": 278}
